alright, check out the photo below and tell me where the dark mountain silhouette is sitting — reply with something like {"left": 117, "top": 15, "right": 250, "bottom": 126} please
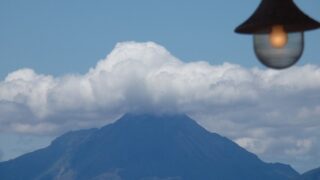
{"left": 296, "top": 167, "right": 320, "bottom": 180}
{"left": 0, "top": 114, "right": 299, "bottom": 180}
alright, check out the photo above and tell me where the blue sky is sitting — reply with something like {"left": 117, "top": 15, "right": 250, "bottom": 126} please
{"left": 0, "top": 0, "right": 320, "bottom": 173}
{"left": 0, "top": 0, "right": 319, "bottom": 78}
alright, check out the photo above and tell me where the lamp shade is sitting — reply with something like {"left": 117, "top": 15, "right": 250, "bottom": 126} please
{"left": 235, "top": 0, "right": 320, "bottom": 34}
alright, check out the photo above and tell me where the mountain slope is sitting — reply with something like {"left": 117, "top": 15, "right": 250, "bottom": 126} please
{"left": 297, "top": 167, "right": 320, "bottom": 180}
{"left": 0, "top": 114, "right": 299, "bottom": 180}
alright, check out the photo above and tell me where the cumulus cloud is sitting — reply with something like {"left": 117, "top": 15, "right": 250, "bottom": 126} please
{"left": 1, "top": 41, "right": 320, "bottom": 172}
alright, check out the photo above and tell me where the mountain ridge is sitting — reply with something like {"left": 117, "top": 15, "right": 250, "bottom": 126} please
{"left": 0, "top": 113, "right": 299, "bottom": 180}
{"left": 296, "top": 167, "right": 320, "bottom": 180}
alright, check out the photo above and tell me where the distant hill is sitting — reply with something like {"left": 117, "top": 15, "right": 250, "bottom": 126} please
{"left": 297, "top": 167, "right": 320, "bottom": 180}
{"left": 0, "top": 114, "right": 300, "bottom": 180}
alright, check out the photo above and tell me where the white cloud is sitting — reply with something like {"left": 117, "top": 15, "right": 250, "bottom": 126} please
{"left": 1, "top": 41, "right": 320, "bottom": 172}
{"left": 235, "top": 137, "right": 270, "bottom": 154}
{"left": 285, "top": 139, "right": 313, "bottom": 156}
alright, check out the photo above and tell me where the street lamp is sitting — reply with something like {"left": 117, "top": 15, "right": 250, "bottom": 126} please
{"left": 235, "top": 0, "right": 320, "bottom": 69}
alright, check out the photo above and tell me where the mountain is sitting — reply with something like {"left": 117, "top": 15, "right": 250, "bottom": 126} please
{"left": 297, "top": 167, "right": 320, "bottom": 180}
{"left": 0, "top": 114, "right": 299, "bottom": 180}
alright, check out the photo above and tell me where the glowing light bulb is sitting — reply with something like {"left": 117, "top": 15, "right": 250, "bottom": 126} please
{"left": 269, "top": 25, "right": 288, "bottom": 48}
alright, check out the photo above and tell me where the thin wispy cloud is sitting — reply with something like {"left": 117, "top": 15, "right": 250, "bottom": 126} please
{"left": 0, "top": 42, "right": 320, "bottom": 172}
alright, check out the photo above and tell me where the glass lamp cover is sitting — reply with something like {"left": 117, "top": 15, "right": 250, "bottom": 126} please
{"left": 253, "top": 32, "right": 304, "bottom": 69}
